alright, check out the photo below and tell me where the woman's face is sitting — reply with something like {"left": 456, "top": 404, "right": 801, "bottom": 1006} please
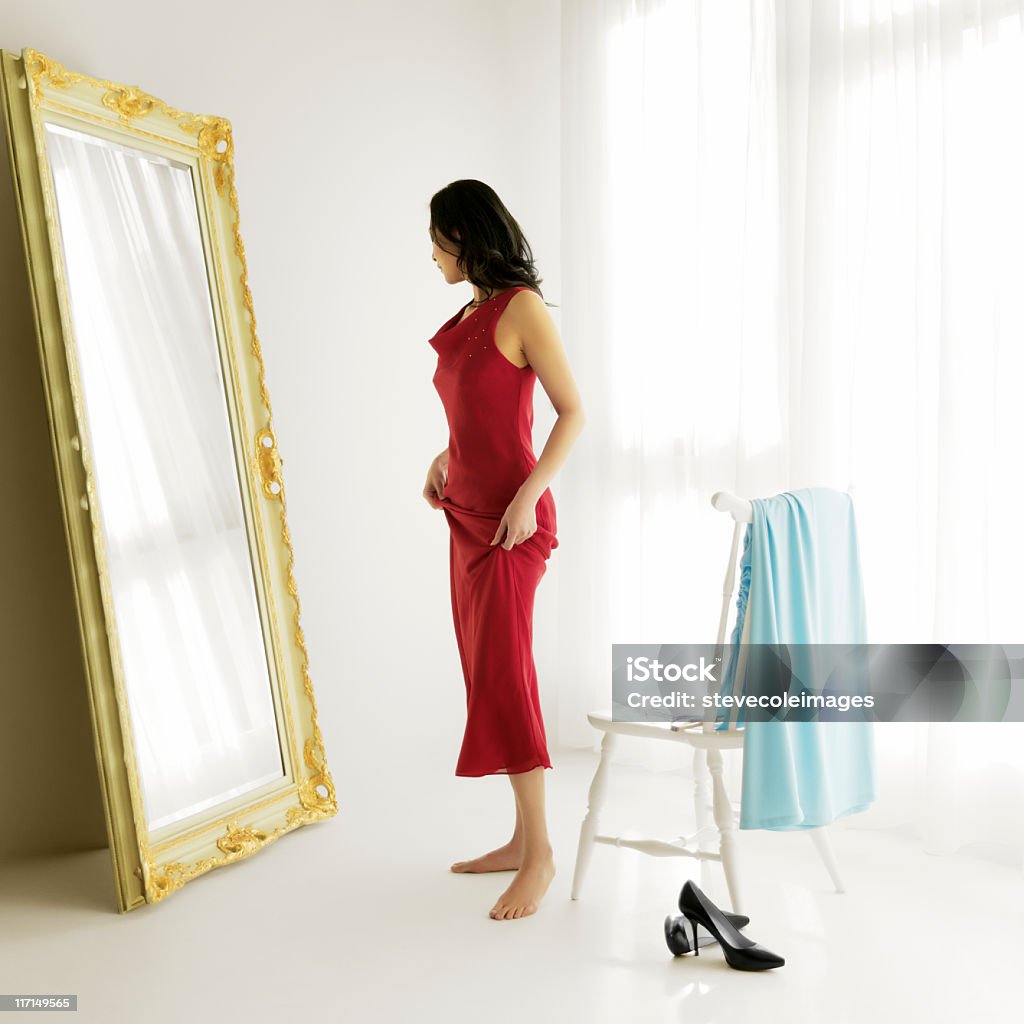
{"left": 431, "top": 228, "right": 465, "bottom": 284}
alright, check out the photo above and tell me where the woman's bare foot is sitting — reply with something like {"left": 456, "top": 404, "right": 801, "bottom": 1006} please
{"left": 450, "top": 839, "right": 522, "bottom": 873}
{"left": 489, "top": 848, "right": 555, "bottom": 919}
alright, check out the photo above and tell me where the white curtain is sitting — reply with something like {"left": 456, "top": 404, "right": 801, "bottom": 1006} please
{"left": 556, "top": 0, "right": 1024, "bottom": 865}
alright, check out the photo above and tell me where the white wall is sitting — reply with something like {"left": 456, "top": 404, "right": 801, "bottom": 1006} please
{"left": 1, "top": 0, "right": 562, "bottom": 826}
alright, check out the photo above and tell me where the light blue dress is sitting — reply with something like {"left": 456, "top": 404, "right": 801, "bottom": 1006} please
{"left": 716, "top": 487, "right": 876, "bottom": 830}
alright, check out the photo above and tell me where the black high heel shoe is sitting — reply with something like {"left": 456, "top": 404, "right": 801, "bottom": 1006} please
{"left": 679, "top": 880, "right": 785, "bottom": 971}
{"left": 663, "top": 908, "right": 750, "bottom": 956}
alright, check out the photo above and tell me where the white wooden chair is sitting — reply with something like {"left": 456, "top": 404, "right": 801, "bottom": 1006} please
{"left": 569, "top": 490, "right": 848, "bottom": 914}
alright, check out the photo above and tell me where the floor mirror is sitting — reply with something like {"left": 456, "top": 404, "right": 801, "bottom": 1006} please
{"left": 0, "top": 48, "right": 337, "bottom": 911}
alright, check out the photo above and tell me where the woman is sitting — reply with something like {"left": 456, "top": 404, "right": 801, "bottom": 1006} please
{"left": 424, "top": 180, "right": 585, "bottom": 920}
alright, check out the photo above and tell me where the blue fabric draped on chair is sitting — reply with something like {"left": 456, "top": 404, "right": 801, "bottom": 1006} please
{"left": 717, "top": 487, "right": 877, "bottom": 831}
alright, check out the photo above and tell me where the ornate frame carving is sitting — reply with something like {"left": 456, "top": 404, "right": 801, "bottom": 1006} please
{"left": 0, "top": 49, "right": 337, "bottom": 910}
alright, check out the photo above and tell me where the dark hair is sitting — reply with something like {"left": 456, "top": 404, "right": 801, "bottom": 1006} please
{"left": 429, "top": 179, "right": 557, "bottom": 308}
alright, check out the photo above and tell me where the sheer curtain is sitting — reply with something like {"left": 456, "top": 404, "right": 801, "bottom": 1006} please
{"left": 556, "top": 0, "right": 1024, "bottom": 865}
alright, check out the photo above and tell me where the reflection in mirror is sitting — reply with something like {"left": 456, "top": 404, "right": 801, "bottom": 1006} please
{"left": 42, "top": 122, "right": 284, "bottom": 833}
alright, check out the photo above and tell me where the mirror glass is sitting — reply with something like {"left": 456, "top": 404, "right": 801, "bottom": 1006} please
{"left": 42, "top": 122, "right": 285, "bottom": 833}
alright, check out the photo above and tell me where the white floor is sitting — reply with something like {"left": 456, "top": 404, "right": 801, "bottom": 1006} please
{"left": 2, "top": 747, "right": 1022, "bottom": 1024}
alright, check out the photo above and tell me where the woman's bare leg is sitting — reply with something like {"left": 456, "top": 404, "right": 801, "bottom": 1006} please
{"left": 489, "top": 766, "right": 555, "bottom": 920}
{"left": 450, "top": 786, "right": 524, "bottom": 873}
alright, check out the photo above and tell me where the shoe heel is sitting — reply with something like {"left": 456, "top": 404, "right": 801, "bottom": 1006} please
{"left": 689, "top": 916, "right": 699, "bottom": 956}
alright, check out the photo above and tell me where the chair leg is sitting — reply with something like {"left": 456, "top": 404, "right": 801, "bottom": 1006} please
{"left": 707, "top": 746, "right": 742, "bottom": 913}
{"left": 571, "top": 729, "right": 617, "bottom": 900}
{"left": 809, "top": 825, "right": 846, "bottom": 894}
{"left": 692, "top": 747, "right": 712, "bottom": 850}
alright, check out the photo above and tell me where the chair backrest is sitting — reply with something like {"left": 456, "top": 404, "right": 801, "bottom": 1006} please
{"left": 707, "top": 493, "right": 753, "bottom": 733}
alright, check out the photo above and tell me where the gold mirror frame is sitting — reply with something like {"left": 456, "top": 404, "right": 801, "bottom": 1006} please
{"left": 0, "top": 48, "right": 337, "bottom": 911}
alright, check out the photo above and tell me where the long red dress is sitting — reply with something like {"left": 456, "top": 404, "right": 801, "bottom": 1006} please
{"left": 427, "top": 285, "right": 559, "bottom": 777}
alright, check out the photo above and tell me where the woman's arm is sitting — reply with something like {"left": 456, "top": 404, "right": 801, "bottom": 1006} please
{"left": 423, "top": 446, "right": 450, "bottom": 509}
{"left": 491, "top": 292, "right": 586, "bottom": 547}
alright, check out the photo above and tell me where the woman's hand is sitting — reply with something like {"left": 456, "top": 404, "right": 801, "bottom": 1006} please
{"left": 490, "top": 491, "right": 538, "bottom": 550}
{"left": 423, "top": 449, "right": 449, "bottom": 509}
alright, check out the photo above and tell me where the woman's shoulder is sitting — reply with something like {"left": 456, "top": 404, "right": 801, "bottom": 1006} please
{"left": 504, "top": 285, "right": 545, "bottom": 305}
{"left": 503, "top": 286, "right": 549, "bottom": 318}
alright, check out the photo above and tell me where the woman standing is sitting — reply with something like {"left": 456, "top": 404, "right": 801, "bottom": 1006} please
{"left": 424, "top": 180, "right": 585, "bottom": 920}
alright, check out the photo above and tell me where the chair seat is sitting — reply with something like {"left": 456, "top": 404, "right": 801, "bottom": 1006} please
{"left": 585, "top": 710, "right": 745, "bottom": 750}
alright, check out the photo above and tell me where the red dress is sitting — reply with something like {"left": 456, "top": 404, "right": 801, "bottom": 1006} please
{"left": 428, "top": 285, "right": 559, "bottom": 776}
